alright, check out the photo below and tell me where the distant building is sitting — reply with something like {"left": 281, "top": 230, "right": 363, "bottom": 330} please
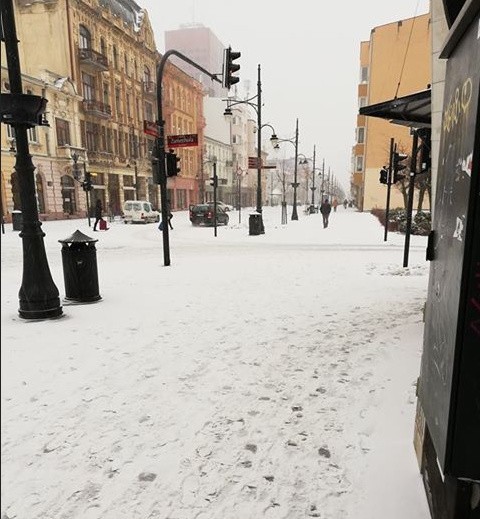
{"left": 165, "top": 24, "right": 227, "bottom": 98}
{"left": 351, "top": 13, "right": 431, "bottom": 211}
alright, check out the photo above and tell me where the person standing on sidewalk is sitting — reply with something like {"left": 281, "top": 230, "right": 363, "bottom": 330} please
{"left": 93, "top": 199, "right": 103, "bottom": 231}
{"left": 320, "top": 198, "right": 332, "bottom": 228}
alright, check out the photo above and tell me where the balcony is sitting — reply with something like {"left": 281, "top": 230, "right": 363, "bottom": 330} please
{"left": 142, "top": 80, "right": 156, "bottom": 96}
{"left": 78, "top": 48, "right": 109, "bottom": 71}
{"left": 82, "top": 99, "right": 112, "bottom": 119}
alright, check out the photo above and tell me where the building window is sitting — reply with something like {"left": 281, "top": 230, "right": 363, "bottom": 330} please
{"left": 359, "top": 96, "right": 367, "bottom": 108}
{"left": 145, "top": 101, "right": 153, "bottom": 122}
{"left": 27, "top": 126, "right": 38, "bottom": 143}
{"left": 103, "top": 83, "right": 109, "bottom": 105}
{"left": 100, "top": 37, "right": 106, "bottom": 56}
{"left": 113, "top": 46, "right": 118, "bottom": 68}
{"left": 356, "top": 155, "right": 364, "bottom": 172}
{"left": 356, "top": 127, "right": 365, "bottom": 144}
{"left": 115, "top": 86, "right": 121, "bottom": 117}
{"left": 124, "top": 53, "right": 128, "bottom": 75}
{"left": 144, "top": 66, "right": 151, "bottom": 85}
{"left": 36, "top": 173, "right": 46, "bottom": 213}
{"left": 82, "top": 72, "right": 95, "bottom": 101}
{"left": 79, "top": 25, "right": 91, "bottom": 49}
{"left": 360, "top": 66, "right": 369, "bottom": 83}
{"left": 56, "top": 118, "right": 71, "bottom": 146}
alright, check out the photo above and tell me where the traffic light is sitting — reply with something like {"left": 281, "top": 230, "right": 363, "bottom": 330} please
{"left": 166, "top": 150, "right": 180, "bottom": 177}
{"left": 82, "top": 171, "right": 93, "bottom": 191}
{"left": 210, "top": 175, "right": 218, "bottom": 188}
{"left": 223, "top": 46, "right": 241, "bottom": 89}
{"left": 379, "top": 167, "right": 388, "bottom": 184}
{"left": 393, "top": 151, "right": 408, "bottom": 182}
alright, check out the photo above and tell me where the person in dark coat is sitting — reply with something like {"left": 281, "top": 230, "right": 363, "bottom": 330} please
{"left": 93, "top": 199, "right": 103, "bottom": 231}
{"left": 320, "top": 197, "right": 332, "bottom": 228}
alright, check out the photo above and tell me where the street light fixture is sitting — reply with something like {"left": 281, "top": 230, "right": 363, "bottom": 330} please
{"left": 71, "top": 151, "right": 92, "bottom": 226}
{"left": 273, "top": 118, "right": 300, "bottom": 220}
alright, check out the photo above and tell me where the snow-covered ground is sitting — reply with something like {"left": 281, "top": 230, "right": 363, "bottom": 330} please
{"left": 1, "top": 206, "right": 431, "bottom": 519}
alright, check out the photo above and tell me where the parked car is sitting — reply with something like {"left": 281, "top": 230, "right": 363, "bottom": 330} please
{"left": 216, "top": 201, "right": 234, "bottom": 211}
{"left": 122, "top": 200, "right": 160, "bottom": 224}
{"left": 189, "top": 203, "right": 229, "bottom": 226}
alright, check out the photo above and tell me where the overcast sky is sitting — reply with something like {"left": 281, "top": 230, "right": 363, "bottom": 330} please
{"left": 138, "top": 0, "right": 430, "bottom": 191}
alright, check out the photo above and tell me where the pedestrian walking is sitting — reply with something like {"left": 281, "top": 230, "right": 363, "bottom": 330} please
{"left": 332, "top": 197, "right": 338, "bottom": 212}
{"left": 343, "top": 198, "right": 348, "bottom": 209}
{"left": 320, "top": 197, "right": 332, "bottom": 228}
{"left": 93, "top": 199, "right": 103, "bottom": 231}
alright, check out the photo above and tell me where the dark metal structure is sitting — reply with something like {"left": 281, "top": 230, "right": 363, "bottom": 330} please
{"left": 155, "top": 49, "right": 221, "bottom": 266}
{"left": 0, "top": 0, "right": 62, "bottom": 319}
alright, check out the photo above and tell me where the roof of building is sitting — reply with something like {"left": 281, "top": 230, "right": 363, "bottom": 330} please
{"left": 99, "top": 0, "right": 144, "bottom": 31}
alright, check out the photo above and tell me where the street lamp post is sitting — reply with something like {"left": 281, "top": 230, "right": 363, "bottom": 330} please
{"left": 272, "top": 118, "right": 300, "bottom": 220}
{"left": 1, "top": 0, "right": 62, "bottom": 319}
{"left": 71, "top": 152, "right": 92, "bottom": 227}
{"left": 224, "top": 65, "right": 276, "bottom": 234}
{"left": 299, "top": 145, "right": 318, "bottom": 212}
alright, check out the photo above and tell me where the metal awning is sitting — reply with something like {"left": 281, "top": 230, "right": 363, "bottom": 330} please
{"left": 359, "top": 89, "right": 431, "bottom": 128}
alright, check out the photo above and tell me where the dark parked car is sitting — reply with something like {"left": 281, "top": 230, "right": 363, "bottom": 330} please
{"left": 189, "top": 203, "right": 229, "bottom": 226}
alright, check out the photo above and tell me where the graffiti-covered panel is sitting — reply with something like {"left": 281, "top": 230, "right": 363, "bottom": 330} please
{"left": 419, "top": 13, "right": 480, "bottom": 478}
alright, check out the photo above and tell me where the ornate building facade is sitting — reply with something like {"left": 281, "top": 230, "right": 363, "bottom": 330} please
{"left": 1, "top": 0, "right": 204, "bottom": 221}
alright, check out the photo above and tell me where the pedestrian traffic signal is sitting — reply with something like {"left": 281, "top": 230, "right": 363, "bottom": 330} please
{"left": 166, "top": 150, "right": 180, "bottom": 177}
{"left": 210, "top": 175, "right": 218, "bottom": 188}
{"left": 223, "top": 46, "right": 241, "bottom": 89}
{"left": 379, "top": 167, "right": 388, "bottom": 185}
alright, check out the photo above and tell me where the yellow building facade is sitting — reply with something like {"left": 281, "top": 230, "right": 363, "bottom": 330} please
{"left": 1, "top": 0, "right": 204, "bottom": 221}
{"left": 352, "top": 14, "right": 432, "bottom": 211}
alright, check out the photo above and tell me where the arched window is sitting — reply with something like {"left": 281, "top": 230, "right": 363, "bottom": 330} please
{"left": 35, "top": 173, "right": 46, "bottom": 214}
{"left": 143, "top": 66, "right": 151, "bottom": 85}
{"left": 79, "top": 25, "right": 91, "bottom": 49}
{"left": 61, "top": 175, "right": 77, "bottom": 214}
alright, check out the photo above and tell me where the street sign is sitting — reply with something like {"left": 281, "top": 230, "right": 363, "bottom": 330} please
{"left": 167, "top": 134, "right": 198, "bottom": 148}
{"left": 248, "top": 156, "right": 258, "bottom": 169}
{"left": 143, "top": 120, "right": 159, "bottom": 138}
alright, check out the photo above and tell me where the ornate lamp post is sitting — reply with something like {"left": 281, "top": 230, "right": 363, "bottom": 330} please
{"left": 224, "top": 64, "right": 277, "bottom": 234}
{"left": 271, "top": 118, "right": 300, "bottom": 220}
{"left": 299, "top": 145, "right": 318, "bottom": 212}
{"left": 1, "top": 0, "right": 62, "bottom": 319}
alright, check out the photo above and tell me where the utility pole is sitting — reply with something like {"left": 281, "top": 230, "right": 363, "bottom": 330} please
{"left": 291, "top": 118, "right": 299, "bottom": 220}
{"left": 384, "top": 138, "right": 395, "bottom": 242}
{"left": 311, "top": 145, "right": 316, "bottom": 208}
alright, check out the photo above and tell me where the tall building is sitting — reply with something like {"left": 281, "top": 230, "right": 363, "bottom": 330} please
{"left": 1, "top": 0, "right": 205, "bottom": 221}
{"left": 351, "top": 13, "right": 431, "bottom": 211}
{"left": 165, "top": 24, "right": 227, "bottom": 98}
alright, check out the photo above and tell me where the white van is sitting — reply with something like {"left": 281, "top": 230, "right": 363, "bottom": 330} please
{"left": 122, "top": 200, "right": 160, "bottom": 224}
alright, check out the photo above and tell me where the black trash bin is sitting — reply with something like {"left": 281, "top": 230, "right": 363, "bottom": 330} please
{"left": 59, "top": 230, "right": 101, "bottom": 303}
{"left": 12, "top": 210, "right": 22, "bottom": 231}
{"left": 249, "top": 212, "right": 263, "bottom": 236}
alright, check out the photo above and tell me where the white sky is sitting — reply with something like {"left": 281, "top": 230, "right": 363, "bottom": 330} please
{"left": 137, "top": 0, "right": 430, "bottom": 192}
{"left": 1, "top": 208, "right": 430, "bottom": 518}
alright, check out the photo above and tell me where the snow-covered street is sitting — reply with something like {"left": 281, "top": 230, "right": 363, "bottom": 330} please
{"left": 1, "top": 207, "right": 430, "bottom": 519}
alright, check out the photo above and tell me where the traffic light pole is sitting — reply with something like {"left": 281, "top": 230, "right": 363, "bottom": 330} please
{"left": 213, "top": 162, "right": 218, "bottom": 237}
{"left": 384, "top": 138, "right": 395, "bottom": 242}
{"left": 155, "top": 50, "right": 222, "bottom": 266}
{"left": 403, "top": 130, "right": 419, "bottom": 267}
